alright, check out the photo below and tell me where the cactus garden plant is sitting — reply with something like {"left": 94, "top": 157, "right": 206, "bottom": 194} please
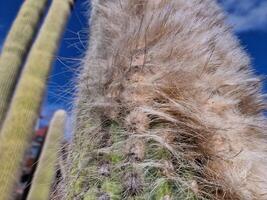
{"left": 61, "top": 0, "right": 267, "bottom": 200}
{"left": 0, "top": 0, "right": 74, "bottom": 199}
{"left": 27, "top": 110, "right": 66, "bottom": 200}
{"left": 0, "top": 0, "right": 49, "bottom": 125}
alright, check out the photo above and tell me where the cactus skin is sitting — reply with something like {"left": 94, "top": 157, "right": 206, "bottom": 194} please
{"left": 0, "top": 0, "right": 73, "bottom": 199}
{"left": 0, "top": 0, "right": 48, "bottom": 125}
{"left": 27, "top": 110, "right": 66, "bottom": 200}
{"left": 63, "top": 0, "right": 267, "bottom": 200}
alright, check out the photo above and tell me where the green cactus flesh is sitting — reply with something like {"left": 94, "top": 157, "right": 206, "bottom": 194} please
{"left": 67, "top": 121, "right": 198, "bottom": 200}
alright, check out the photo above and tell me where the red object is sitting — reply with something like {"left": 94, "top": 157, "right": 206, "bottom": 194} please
{"left": 15, "top": 127, "right": 48, "bottom": 200}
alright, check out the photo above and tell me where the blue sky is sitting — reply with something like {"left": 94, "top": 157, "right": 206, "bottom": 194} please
{"left": 0, "top": 0, "right": 266, "bottom": 127}
{"left": 219, "top": 0, "right": 267, "bottom": 78}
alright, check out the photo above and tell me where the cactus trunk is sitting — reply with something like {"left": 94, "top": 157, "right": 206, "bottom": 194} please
{"left": 0, "top": 0, "right": 48, "bottom": 125}
{"left": 63, "top": 0, "right": 267, "bottom": 200}
{"left": 0, "top": 0, "right": 73, "bottom": 199}
{"left": 27, "top": 110, "right": 66, "bottom": 200}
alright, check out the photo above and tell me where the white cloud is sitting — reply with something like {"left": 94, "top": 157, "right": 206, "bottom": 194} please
{"left": 219, "top": 0, "right": 267, "bottom": 32}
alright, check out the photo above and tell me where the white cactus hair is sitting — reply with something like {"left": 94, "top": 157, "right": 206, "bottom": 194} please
{"left": 60, "top": 0, "right": 267, "bottom": 199}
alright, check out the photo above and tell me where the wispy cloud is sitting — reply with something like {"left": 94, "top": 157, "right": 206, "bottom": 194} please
{"left": 219, "top": 0, "right": 267, "bottom": 32}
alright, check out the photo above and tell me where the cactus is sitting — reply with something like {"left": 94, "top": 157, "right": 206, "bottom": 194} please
{"left": 62, "top": 0, "right": 267, "bottom": 200}
{"left": 0, "top": 0, "right": 74, "bottom": 199}
{"left": 0, "top": 0, "right": 49, "bottom": 125}
{"left": 27, "top": 110, "right": 66, "bottom": 200}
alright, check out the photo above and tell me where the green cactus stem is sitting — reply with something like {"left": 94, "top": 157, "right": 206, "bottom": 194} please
{"left": 27, "top": 110, "right": 66, "bottom": 200}
{"left": 0, "top": 0, "right": 73, "bottom": 199}
{"left": 0, "top": 0, "right": 49, "bottom": 125}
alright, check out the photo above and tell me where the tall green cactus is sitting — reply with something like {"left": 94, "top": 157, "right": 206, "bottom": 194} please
{"left": 0, "top": 0, "right": 49, "bottom": 125}
{"left": 27, "top": 110, "right": 66, "bottom": 200}
{"left": 0, "top": 0, "right": 74, "bottom": 199}
{"left": 63, "top": 0, "right": 267, "bottom": 200}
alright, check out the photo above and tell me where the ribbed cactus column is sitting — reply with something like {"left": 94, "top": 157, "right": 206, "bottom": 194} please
{"left": 0, "top": 0, "right": 48, "bottom": 124}
{"left": 27, "top": 110, "right": 66, "bottom": 200}
{"left": 0, "top": 0, "right": 74, "bottom": 199}
{"left": 64, "top": 0, "right": 267, "bottom": 199}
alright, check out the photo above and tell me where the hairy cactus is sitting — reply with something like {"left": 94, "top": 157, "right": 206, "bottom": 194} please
{"left": 0, "top": 0, "right": 48, "bottom": 125}
{"left": 62, "top": 0, "right": 267, "bottom": 200}
{"left": 27, "top": 110, "right": 66, "bottom": 200}
{"left": 0, "top": 0, "right": 73, "bottom": 199}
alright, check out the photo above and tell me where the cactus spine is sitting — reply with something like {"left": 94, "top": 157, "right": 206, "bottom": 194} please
{"left": 0, "top": 0, "right": 48, "bottom": 124}
{"left": 63, "top": 0, "right": 267, "bottom": 200}
{"left": 0, "top": 0, "right": 73, "bottom": 199}
{"left": 27, "top": 110, "right": 66, "bottom": 200}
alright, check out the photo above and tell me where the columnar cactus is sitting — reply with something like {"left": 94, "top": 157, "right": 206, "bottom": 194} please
{"left": 0, "top": 0, "right": 48, "bottom": 125}
{"left": 0, "top": 0, "right": 73, "bottom": 199}
{"left": 27, "top": 110, "right": 66, "bottom": 200}
{"left": 63, "top": 0, "right": 267, "bottom": 200}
